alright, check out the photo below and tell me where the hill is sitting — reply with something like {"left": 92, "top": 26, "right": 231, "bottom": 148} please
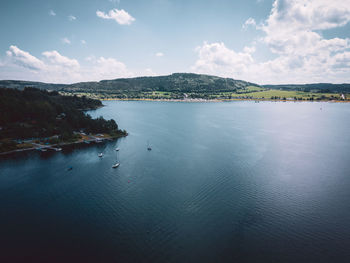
{"left": 0, "top": 73, "right": 258, "bottom": 99}
{"left": 0, "top": 73, "right": 349, "bottom": 101}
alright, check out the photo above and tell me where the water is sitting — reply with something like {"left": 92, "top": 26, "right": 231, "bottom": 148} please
{"left": 1, "top": 101, "right": 350, "bottom": 262}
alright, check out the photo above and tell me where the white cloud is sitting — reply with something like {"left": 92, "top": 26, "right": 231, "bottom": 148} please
{"left": 193, "top": 0, "right": 350, "bottom": 84}
{"left": 242, "top": 17, "right": 256, "bottom": 29}
{"left": 62, "top": 37, "right": 71, "bottom": 44}
{"left": 243, "top": 46, "right": 256, "bottom": 54}
{"left": 42, "top": 50, "right": 80, "bottom": 68}
{"left": 6, "top": 45, "right": 45, "bottom": 71}
{"left": 259, "top": 0, "right": 350, "bottom": 83}
{"left": 68, "top": 15, "right": 76, "bottom": 21}
{"left": 3, "top": 46, "right": 81, "bottom": 82}
{"left": 88, "top": 56, "right": 132, "bottom": 79}
{"left": 192, "top": 42, "right": 254, "bottom": 79}
{"left": 155, "top": 52, "right": 164, "bottom": 57}
{"left": 261, "top": 0, "right": 350, "bottom": 55}
{"left": 49, "top": 10, "right": 56, "bottom": 16}
{"left": 96, "top": 9, "right": 135, "bottom": 25}
{"left": 81, "top": 40, "right": 86, "bottom": 45}
{"left": 264, "top": 0, "right": 350, "bottom": 32}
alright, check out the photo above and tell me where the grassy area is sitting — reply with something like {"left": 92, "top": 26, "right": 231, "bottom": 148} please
{"left": 238, "top": 85, "right": 267, "bottom": 93}
{"left": 229, "top": 89, "right": 341, "bottom": 100}
{"left": 60, "top": 89, "right": 347, "bottom": 101}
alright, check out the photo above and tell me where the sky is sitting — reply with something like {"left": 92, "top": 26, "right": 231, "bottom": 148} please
{"left": 0, "top": 0, "right": 350, "bottom": 84}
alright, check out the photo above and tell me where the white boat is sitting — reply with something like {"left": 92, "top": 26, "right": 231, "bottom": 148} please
{"left": 112, "top": 163, "right": 120, "bottom": 168}
{"left": 115, "top": 148, "right": 120, "bottom": 151}
{"left": 55, "top": 148, "right": 62, "bottom": 151}
{"left": 98, "top": 153, "right": 103, "bottom": 157}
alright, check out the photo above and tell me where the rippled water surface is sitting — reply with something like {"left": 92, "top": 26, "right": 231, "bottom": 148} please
{"left": 1, "top": 101, "right": 350, "bottom": 262}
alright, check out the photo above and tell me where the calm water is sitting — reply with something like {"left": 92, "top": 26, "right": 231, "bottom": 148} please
{"left": 1, "top": 101, "right": 350, "bottom": 262}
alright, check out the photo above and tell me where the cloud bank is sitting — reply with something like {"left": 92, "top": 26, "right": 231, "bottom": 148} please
{"left": 193, "top": 0, "right": 350, "bottom": 84}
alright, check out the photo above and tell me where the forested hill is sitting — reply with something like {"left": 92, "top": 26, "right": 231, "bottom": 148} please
{"left": 0, "top": 73, "right": 257, "bottom": 93}
{"left": 68, "top": 73, "right": 258, "bottom": 93}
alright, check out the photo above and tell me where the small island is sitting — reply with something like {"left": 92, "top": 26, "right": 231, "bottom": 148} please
{"left": 0, "top": 87, "right": 127, "bottom": 154}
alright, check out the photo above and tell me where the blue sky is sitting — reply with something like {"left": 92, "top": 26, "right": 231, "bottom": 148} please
{"left": 1, "top": 0, "right": 350, "bottom": 84}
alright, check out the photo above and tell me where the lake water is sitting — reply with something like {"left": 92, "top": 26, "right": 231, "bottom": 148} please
{"left": 1, "top": 101, "right": 350, "bottom": 262}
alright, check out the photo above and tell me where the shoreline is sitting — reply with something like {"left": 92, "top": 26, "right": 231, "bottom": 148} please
{"left": 102, "top": 98, "right": 350, "bottom": 103}
{"left": 0, "top": 133, "right": 127, "bottom": 157}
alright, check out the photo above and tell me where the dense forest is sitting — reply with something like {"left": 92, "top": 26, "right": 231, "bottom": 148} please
{"left": 0, "top": 87, "right": 126, "bottom": 145}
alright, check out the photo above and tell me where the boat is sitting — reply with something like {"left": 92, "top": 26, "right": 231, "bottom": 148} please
{"left": 115, "top": 148, "right": 120, "bottom": 151}
{"left": 55, "top": 147, "right": 62, "bottom": 151}
{"left": 147, "top": 140, "right": 152, "bottom": 151}
{"left": 113, "top": 151, "right": 120, "bottom": 168}
{"left": 98, "top": 153, "right": 103, "bottom": 157}
{"left": 112, "top": 163, "right": 120, "bottom": 168}
{"left": 41, "top": 148, "right": 47, "bottom": 152}
{"left": 67, "top": 166, "right": 73, "bottom": 171}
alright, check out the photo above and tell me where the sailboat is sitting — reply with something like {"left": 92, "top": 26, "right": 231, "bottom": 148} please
{"left": 98, "top": 152, "right": 103, "bottom": 157}
{"left": 112, "top": 151, "right": 120, "bottom": 168}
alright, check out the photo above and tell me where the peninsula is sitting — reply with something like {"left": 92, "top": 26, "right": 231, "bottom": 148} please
{"left": 0, "top": 87, "right": 127, "bottom": 154}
